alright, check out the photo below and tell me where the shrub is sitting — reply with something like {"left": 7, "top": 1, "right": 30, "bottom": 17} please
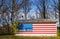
{"left": 0, "top": 22, "right": 18, "bottom": 35}
{"left": 11, "top": 22, "right": 18, "bottom": 34}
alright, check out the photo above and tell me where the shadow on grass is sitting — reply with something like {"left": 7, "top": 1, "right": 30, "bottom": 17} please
{"left": 0, "top": 35, "right": 16, "bottom": 39}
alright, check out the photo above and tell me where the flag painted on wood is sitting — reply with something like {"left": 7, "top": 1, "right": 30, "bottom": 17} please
{"left": 17, "top": 22, "right": 56, "bottom": 36}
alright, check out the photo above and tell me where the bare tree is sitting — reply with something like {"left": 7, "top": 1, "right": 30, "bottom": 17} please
{"left": 21, "top": 0, "right": 31, "bottom": 20}
{"left": 11, "top": 0, "right": 30, "bottom": 21}
{"left": 32, "top": 0, "right": 46, "bottom": 19}
{"left": 42, "top": 0, "right": 46, "bottom": 19}
{"left": 52, "top": 0, "right": 58, "bottom": 19}
{"left": 32, "top": 0, "right": 42, "bottom": 19}
{"left": 58, "top": 0, "right": 60, "bottom": 27}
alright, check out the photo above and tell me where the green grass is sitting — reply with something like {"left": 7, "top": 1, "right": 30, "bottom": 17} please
{"left": 57, "top": 28, "right": 60, "bottom": 36}
{"left": 0, "top": 29, "right": 60, "bottom": 39}
{"left": 0, "top": 35, "right": 60, "bottom": 39}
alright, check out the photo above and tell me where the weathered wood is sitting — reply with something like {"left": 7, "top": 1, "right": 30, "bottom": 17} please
{"left": 18, "top": 19, "right": 56, "bottom": 24}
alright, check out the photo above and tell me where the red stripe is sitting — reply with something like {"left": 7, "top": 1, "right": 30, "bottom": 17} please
{"left": 17, "top": 33, "right": 56, "bottom": 34}
{"left": 33, "top": 30, "right": 56, "bottom": 32}
{"left": 19, "top": 30, "right": 56, "bottom": 32}
{"left": 32, "top": 29, "right": 56, "bottom": 30}
{"left": 33, "top": 25, "right": 56, "bottom": 26}
{"left": 19, "top": 30, "right": 56, "bottom": 33}
{"left": 19, "top": 31, "right": 56, "bottom": 33}
{"left": 17, "top": 32, "right": 56, "bottom": 34}
{"left": 20, "top": 32, "right": 56, "bottom": 34}
{"left": 33, "top": 27, "right": 56, "bottom": 28}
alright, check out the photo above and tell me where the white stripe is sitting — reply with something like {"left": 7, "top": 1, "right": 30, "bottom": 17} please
{"left": 16, "top": 34, "right": 57, "bottom": 36}
{"left": 33, "top": 28, "right": 56, "bottom": 29}
{"left": 33, "top": 26, "right": 56, "bottom": 27}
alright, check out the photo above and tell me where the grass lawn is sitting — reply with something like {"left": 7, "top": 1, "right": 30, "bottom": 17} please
{"left": 0, "top": 35, "right": 60, "bottom": 39}
{"left": 0, "top": 29, "right": 60, "bottom": 39}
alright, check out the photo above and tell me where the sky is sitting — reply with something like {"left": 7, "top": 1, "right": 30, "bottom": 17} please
{"left": 0, "top": 0, "right": 58, "bottom": 11}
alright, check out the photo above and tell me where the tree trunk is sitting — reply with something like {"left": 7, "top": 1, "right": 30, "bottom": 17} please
{"left": 43, "top": 0, "right": 46, "bottom": 19}
{"left": 58, "top": 0, "right": 60, "bottom": 27}
{"left": 11, "top": 0, "right": 16, "bottom": 22}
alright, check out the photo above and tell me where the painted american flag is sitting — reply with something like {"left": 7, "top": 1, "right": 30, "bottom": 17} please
{"left": 16, "top": 22, "right": 57, "bottom": 36}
